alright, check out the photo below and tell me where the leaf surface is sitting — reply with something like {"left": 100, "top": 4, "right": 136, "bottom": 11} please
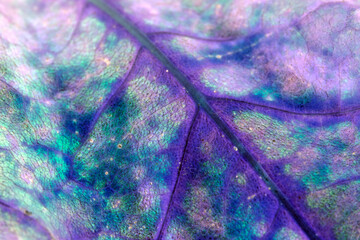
{"left": 0, "top": 0, "right": 359, "bottom": 239}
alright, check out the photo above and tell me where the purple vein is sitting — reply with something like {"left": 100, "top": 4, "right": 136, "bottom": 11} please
{"left": 86, "top": 1, "right": 321, "bottom": 239}
{"left": 155, "top": 108, "right": 199, "bottom": 240}
{"left": 148, "top": 31, "right": 237, "bottom": 43}
{"left": 209, "top": 97, "right": 360, "bottom": 116}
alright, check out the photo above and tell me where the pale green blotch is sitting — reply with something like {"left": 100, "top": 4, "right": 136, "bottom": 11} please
{"left": 74, "top": 35, "right": 136, "bottom": 112}
{"left": 273, "top": 227, "right": 303, "bottom": 240}
{"left": 307, "top": 182, "right": 360, "bottom": 240}
{"left": 306, "top": 183, "right": 358, "bottom": 223}
{"left": 204, "top": 158, "right": 227, "bottom": 176}
{"left": 335, "top": 208, "right": 360, "bottom": 240}
{"left": 236, "top": 173, "right": 247, "bottom": 185}
{"left": 234, "top": 111, "right": 298, "bottom": 160}
{"left": 124, "top": 75, "right": 187, "bottom": 157}
{"left": 185, "top": 186, "right": 224, "bottom": 233}
{"left": 99, "top": 34, "right": 136, "bottom": 80}
{"left": 169, "top": 37, "right": 203, "bottom": 60}
{"left": 253, "top": 220, "right": 267, "bottom": 238}
{"left": 201, "top": 66, "right": 257, "bottom": 97}
{"left": 96, "top": 235, "right": 124, "bottom": 240}
{"left": 306, "top": 188, "right": 339, "bottom": 222}
{"left": 165, "top": 221, "right": 192, "bottom": 240}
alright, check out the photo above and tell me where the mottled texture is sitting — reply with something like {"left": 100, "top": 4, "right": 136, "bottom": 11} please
{"left": 73, "top": 50, "right": 196, "bottom": 239}
{"left": 211, "top": 99, "right": 360, "bottom": 239}
{"left": 1, "top": 0, "right": 360, "bottom": 240}
{"left": 110, "top": 0, "right": 358, "bottom": 38}
{"left": 152, "top": 2, "right": 360, "bottom": 112}
{"left": 160, "top": 111, "right": 308, "bottom": 240}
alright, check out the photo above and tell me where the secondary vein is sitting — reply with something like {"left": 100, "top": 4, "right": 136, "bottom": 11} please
{"left": 87, "top": 1, "right": 321, "bottom": 239}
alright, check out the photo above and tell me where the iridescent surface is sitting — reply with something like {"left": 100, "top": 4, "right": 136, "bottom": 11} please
{"left": 110, "top": 0, "right": 357, "bottom": 38}
{"left": 151, "top": 2, "right": 360, "bottom": 113}
{"left": 0, "top": 0, "right": 359, "bottom": 239}
{"left": 211, "top": 99, "right": 360, "bottom": 239}
{"left": 160, "top": 111, "right": 308, "bottom": 240}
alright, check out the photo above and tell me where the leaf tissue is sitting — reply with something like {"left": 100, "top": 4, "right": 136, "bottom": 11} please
{"left": 0, "top": 0, "right": 359, "bottom": 239}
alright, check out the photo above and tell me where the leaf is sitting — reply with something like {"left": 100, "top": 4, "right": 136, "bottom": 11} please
{"left": 0, "top": 0, "right": 358, "bottom": 239}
